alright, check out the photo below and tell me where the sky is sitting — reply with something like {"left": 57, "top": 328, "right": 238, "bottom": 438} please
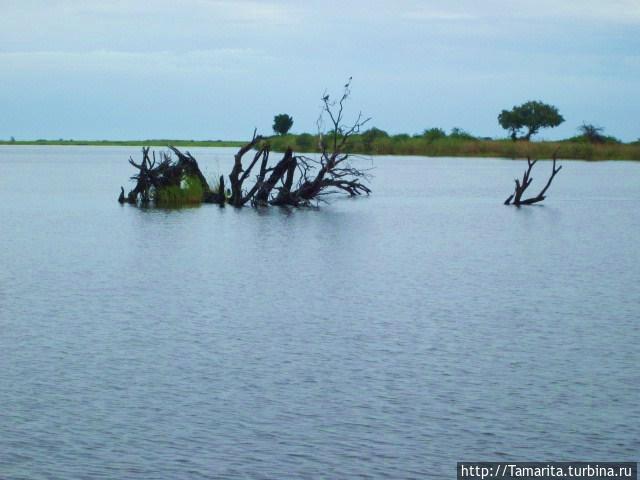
{"left": 1, "top": 0, "right": 639, "bottom": 141}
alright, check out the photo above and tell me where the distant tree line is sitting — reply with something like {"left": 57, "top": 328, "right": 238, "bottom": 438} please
{"left": 5, "top": 97, "right": 639, "bottom": 162}
{"left": 261, "top": 98, "right": 638, "bottom": 160}
{"left": 265, "top": 124, "right": 631, "bottom": 157}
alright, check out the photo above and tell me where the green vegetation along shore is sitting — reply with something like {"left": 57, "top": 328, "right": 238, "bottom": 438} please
{"left": 2, "top": 132, "right": 640, "bottom": 160}
{"left": 266, "top": 130, "right": 640, "bottom": 161}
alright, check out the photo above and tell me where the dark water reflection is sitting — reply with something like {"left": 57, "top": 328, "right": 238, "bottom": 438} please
{"left": 0, "top": 146, "right": 638, "bottom": 479}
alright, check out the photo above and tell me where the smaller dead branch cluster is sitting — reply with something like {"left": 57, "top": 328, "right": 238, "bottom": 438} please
{"left": 118, "top": 146, "right": 219, "bottom": 206}
{"left": 119, "top": 80, "right": 372, "bottom": 208}
{"left": 504, "top": 153, "right": 562, "bottom": 206}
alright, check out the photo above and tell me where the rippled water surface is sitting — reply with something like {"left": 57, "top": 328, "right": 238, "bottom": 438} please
{"left": 0, "top": 146, "right": 638, "bottom": 479}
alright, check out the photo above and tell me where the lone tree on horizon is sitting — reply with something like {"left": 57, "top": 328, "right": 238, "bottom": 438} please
{"left": 498, "top": 100, "right": 564, "bottom": 141}
{"left": 273, "top": 113, "right": 294, "bottom": 136}
{"left": 578, "top": 123, "right": 606, "bottom": 144}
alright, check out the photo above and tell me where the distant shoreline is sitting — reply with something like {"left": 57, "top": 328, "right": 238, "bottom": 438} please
{"left": 1, "top": 138, "right": 639, "bottom": 161}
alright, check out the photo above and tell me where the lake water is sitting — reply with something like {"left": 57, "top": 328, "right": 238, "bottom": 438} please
{"left": 0, "top": 146, "right": 638, "bottom": 479}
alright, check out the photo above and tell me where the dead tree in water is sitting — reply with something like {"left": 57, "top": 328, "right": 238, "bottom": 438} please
{"left": 118, "top": 80, "right": 372, "bottom": 207}
{"left": 227, "top": 78, "right": 372, "bottom": 207}
{"left": 118, "top": 146, "right": 222, "bottom": 205}
{"left": 281, "top": 77, "right": 372, "bottom": 206}
{"left": 504, "top": 153, "right": 562, "bottom": 206}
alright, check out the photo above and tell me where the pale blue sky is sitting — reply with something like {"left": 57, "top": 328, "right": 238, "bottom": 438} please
{"left": 2, "top": 0, "right": 639, "bottom": 141}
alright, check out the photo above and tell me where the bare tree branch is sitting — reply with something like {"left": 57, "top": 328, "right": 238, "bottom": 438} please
{"left": 504, "top": 152, "right": 562, "bottom": 206}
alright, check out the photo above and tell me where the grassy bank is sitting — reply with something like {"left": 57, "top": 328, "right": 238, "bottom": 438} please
{"left": 2, "top": 136, "right": 639, "bottom": 160}
{"left": 266, "top": 134, "right": 640, "bottom": 161}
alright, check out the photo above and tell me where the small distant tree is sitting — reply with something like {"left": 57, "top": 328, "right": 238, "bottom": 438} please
{"left": 273, "top": 114, "right": 293, "bottom": 136}
{"left": 422, "top": 128, "right": 446, "bottom": 142}
{"left": 578, "top": 123, "right": 605, "bottom": 144}
{"left": 10, "top": 136, "right": 15, "bottom": 142}
{"left": 361, "top": 127, "right": 388, "bottom": 150}
{"left": 449, "top": 127, "right": 475, "bottom": 140}
{"left": 498, "top": 100, "right": 564, "bottom": 141}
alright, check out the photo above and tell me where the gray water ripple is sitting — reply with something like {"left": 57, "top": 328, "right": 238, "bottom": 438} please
{"left": 0, "top": 146, "right": 638, "bottom": 478}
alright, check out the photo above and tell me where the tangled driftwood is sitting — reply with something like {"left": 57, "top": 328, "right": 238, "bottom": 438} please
{"left": 119, "top": 80, "right": 371, "bottom": 207}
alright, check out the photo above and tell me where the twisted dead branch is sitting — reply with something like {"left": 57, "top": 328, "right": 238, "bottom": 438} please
{"left": 504, "top": 153, "right": 562, "bottom": 206}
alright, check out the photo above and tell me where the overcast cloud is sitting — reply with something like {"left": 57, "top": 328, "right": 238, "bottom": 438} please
{"left": 1, "top": 0, "right": 639, "bottom": 140}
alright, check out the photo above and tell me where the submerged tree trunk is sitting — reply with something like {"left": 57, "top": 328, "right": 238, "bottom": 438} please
{"left": 253, "top": 147, "right": 295, "bottom": 206}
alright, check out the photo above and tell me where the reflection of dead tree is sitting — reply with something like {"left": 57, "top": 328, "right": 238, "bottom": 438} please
{"left": 118, "top": 79, "right": 372, "bottom": 208}
{"left": 504, "top": 153, "right": 562, "bottom": 206}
